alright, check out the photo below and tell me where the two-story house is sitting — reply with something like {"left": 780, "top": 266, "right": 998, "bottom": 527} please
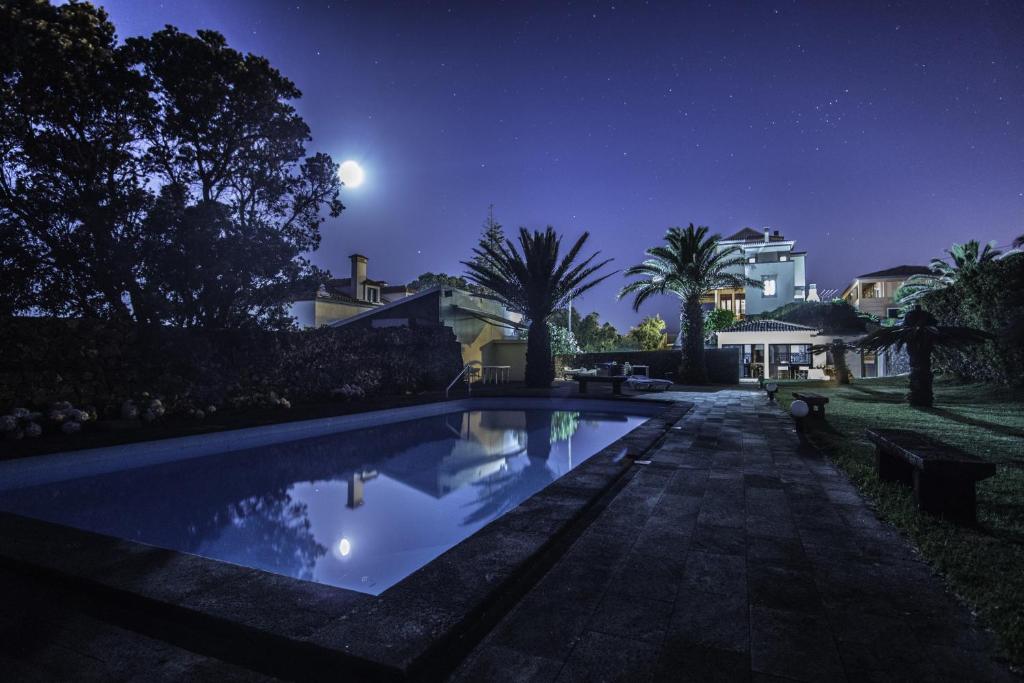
{"left": 841, "top": 265, "right": 931, "bottom": 320}
{"left": 285, "top": 253, "right": 528, "bottom": 380}
{"left": 703, "top": 227, "right": 818, "bottom": 318}
{"left": 286, "top": 254, "right": 417, "bottom": 328}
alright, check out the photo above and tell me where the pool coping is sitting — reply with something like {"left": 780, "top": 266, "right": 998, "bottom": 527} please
{"left": 0, "top": 396, "right": 691, "bottom": 681}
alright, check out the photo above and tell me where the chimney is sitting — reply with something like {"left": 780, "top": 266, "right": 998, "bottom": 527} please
{"left": 350, "top": 254, "right": 368, "bottom": 300}
{"left": 763, "top": 227, "right": 770, "bottom": 243}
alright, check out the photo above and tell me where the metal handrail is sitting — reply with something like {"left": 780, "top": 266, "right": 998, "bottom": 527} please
{"left": 446, "top": 360, "right": 482, "bottom": 398}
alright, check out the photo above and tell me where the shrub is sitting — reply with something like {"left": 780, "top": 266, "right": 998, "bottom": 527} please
{"left": 0, "top": 319, "right": 463, "bottom": 416}
{"left": 920, "top": 253, "right": 1024, "bottom": 385}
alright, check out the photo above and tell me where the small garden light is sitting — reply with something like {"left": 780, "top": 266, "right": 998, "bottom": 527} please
{"left": 791, "top": 399, "right": 810, "bottom": 441}
{"left": 764, "top": 382, "right": 779, "bottom": 402}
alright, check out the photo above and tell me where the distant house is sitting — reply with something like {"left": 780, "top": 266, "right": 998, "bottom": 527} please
{"left": 287, "top": 254, "right": 417, "bottom": 329}
{"left": 841, "top": 265, "right": 931, "bottom": 320}
{"left": 328, "top": 285, "right": 528, "bottom": 381}
{"left": 717, "top": 314, "right": 890, "bottom": 382}
{"left": 703, "top": 227, "right": 818, "bottom": 319}
{"left": 285, "top": 253, "right": 528, "bottom": 380}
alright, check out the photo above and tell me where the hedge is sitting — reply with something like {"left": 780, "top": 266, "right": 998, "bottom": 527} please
{"left": 920, "top": 253, "right": 1024, "bottom": 385}
{"left": 0, "top": 318, "right": 464, "bottom": 417}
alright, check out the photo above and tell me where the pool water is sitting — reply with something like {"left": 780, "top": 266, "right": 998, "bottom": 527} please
{"left": 0, "top": 408, "right": 649, "bottom": 595}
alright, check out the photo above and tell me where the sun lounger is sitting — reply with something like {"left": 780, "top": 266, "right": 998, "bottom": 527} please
{"left": 625, "top": 376, "right": 673, "bottom": 392}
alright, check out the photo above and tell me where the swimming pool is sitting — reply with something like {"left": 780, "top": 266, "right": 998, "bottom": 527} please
{"left": 0, "top": 399, "right": 659, "bottom": 595}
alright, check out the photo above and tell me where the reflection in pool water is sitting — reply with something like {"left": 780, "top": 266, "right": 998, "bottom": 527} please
{"left": 0, "top": 409, "right": 649, "bottom": 595}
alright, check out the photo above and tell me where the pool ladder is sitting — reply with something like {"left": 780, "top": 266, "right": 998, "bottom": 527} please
{"left": 446, "top": 361, "right": 482, "bottom": 398}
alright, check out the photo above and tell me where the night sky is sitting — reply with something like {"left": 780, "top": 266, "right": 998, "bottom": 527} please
{"left": 96, "top": 0, "right": 1023, "bottom": 331}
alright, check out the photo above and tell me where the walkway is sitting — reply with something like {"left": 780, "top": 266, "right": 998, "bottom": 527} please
{"left": 451, "top": 390, "right": 1013, "bottom": 682}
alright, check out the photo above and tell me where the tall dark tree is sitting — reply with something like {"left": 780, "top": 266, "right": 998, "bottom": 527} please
{"left": 473, "top": 204, "right": 505, "bottom": 266}
{"left": 127, "top": 27, "right": 343, "bottom": 328}
{"left": 0, "top": 4, "right": 342, "bottom": 327}
{"left": 0, "top": 0, "right": 154, "bottom": 319}
{"left": 619, "top": 224, "right": 758, "bottom": 384}
{"left": 463, "top": 227, "right": 613, "bottom": 387}
{"left": 859, "top": 306, "right": 990, "bottom": 407}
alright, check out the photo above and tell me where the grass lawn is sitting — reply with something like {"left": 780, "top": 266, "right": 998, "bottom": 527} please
{"left": 774, "top": 376, "right": 1024, "bottom": 666}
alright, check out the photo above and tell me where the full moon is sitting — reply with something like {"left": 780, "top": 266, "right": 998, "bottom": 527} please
{"left": 338, "top": 160, "right": 365, "bottom": 188}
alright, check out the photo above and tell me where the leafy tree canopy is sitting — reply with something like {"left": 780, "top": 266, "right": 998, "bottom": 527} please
{"left": 407, "top": 272, "right": 472, "bottom": 291}
{"left": 752, "top": 300, "right": 869, "bottom": 334}
{"left": 549, "top": 308, "right": 623, "bottom": 352}
{"left": 0, "top": 1, "right": 343, "bottom": 327}
{"left": 627, "top": 314, "right": 668, "bottom": 351}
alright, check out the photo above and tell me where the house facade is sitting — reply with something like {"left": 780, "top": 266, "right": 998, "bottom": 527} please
{"left": 702, "top": 227, "right": 817, "bottom": 318}
{"left": 327, "top": 284, "right": 528, "bottom": 382}
{"left": 287, "top": 254, "right": 417, "bottom": 329}
{"left": 841, "top": 265, "right": 931, "bottom": 320}
{"left": 717, "top": 318, "right": 887, "bottom": 382}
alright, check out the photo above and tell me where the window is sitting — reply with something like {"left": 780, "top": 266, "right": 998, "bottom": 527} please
{"left": 887, "top": 307, "right": 901, "bottom": 318}
{"left": 748, "top": 257, "right": 756, "bottom": 264}
{"left": 779, "top": 255, "right": 788, "bottom": 262}
{"left": 762, "top": 275, "right": 777, "bottom": 297}
{"left": 366, "top": 287, "right": 379, "bottom": 303}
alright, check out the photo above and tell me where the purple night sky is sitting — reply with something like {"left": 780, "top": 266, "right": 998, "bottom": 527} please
{"left": 94, "top": 1, "right": 1023, "bottom": 331}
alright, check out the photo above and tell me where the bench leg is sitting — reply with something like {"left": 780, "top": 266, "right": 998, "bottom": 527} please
{"left": 913, "top": 471, "right": 979, "bottom": 525}
{"left": 877, "top": 448, "right": 914, "bottom": 487}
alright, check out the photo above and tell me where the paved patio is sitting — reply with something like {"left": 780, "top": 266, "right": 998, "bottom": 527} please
{"left": 451, "top": 389, "right": 1014, "bottom": 682}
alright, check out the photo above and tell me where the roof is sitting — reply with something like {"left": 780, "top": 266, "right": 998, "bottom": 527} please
{"left": 719, "top": 319, "right": 819, "bottom": 333}
{"left": 724, "top": 227, "right": 763, "bottom": 241}
{"left": 856, "top": 265, "right": 931, "bottom": 279}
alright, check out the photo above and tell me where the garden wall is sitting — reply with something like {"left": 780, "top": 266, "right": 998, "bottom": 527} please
{"left": 0, "top": 318, "right": 463, "bottom": 415}
{"left": 556, "top": 348, "right": 740, "bottom": 385}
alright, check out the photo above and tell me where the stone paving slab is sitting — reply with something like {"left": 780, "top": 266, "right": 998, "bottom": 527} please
{"left": 0, "top": 568, "right": 278, "bottom": 682}
{"left": 449, "top": 390, "right": 1015, "bottom": 683}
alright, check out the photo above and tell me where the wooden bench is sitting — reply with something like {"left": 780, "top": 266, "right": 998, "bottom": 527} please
{"left": 572, "top": 374, "right": 627, "bottom": 395}
{"left": 865, "top": 428, "right": 996, "bottom": 524}
{"left": 792, "top": 392, "right": 829, "bottom": 419}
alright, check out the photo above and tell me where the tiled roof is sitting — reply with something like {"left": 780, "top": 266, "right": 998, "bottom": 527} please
{"left": 856, "top": 265, "right": 931, "bottom": 279}
{"left": 719, "top": 319, "right": 819, "bottom": 333}
{"left": 724, "top": 227, "right": 763, "bottom": 241}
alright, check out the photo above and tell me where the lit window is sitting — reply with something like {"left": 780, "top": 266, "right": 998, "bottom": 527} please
{"left": 748, "top": 257, "right": 756, "bottom": 264}
{"left": 779, "top": 255, "right": 788, "bottom": 261}
{"left": 762, "top": 276, "right": 777, "bottom": 297}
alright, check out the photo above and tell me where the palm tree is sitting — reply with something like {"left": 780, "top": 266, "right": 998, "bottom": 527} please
{"left": 463, "top": 227, "right": 613, "bottom": 388}
{"left": 896, "top": 240, "right": 1003, "bottom": 305}
{"left": 619, "top": 224, "right": 759, "bottom": 384}
{"left": 858, "top": 305, "right": 990, "bottom": 407}
{"left": 810, "top": 338, "right": 858, "bottom": 384}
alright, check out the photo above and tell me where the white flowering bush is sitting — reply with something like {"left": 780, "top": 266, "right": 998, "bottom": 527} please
{"left": 1, "top": 400, "right": 92, "bottom": 440}
{"left": 331, "top": 384, "right": 366, "bottom": 401}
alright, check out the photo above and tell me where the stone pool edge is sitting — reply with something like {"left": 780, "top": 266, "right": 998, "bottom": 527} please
{"left": 0, "top": 398, "right": 691, "bottom": 681}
